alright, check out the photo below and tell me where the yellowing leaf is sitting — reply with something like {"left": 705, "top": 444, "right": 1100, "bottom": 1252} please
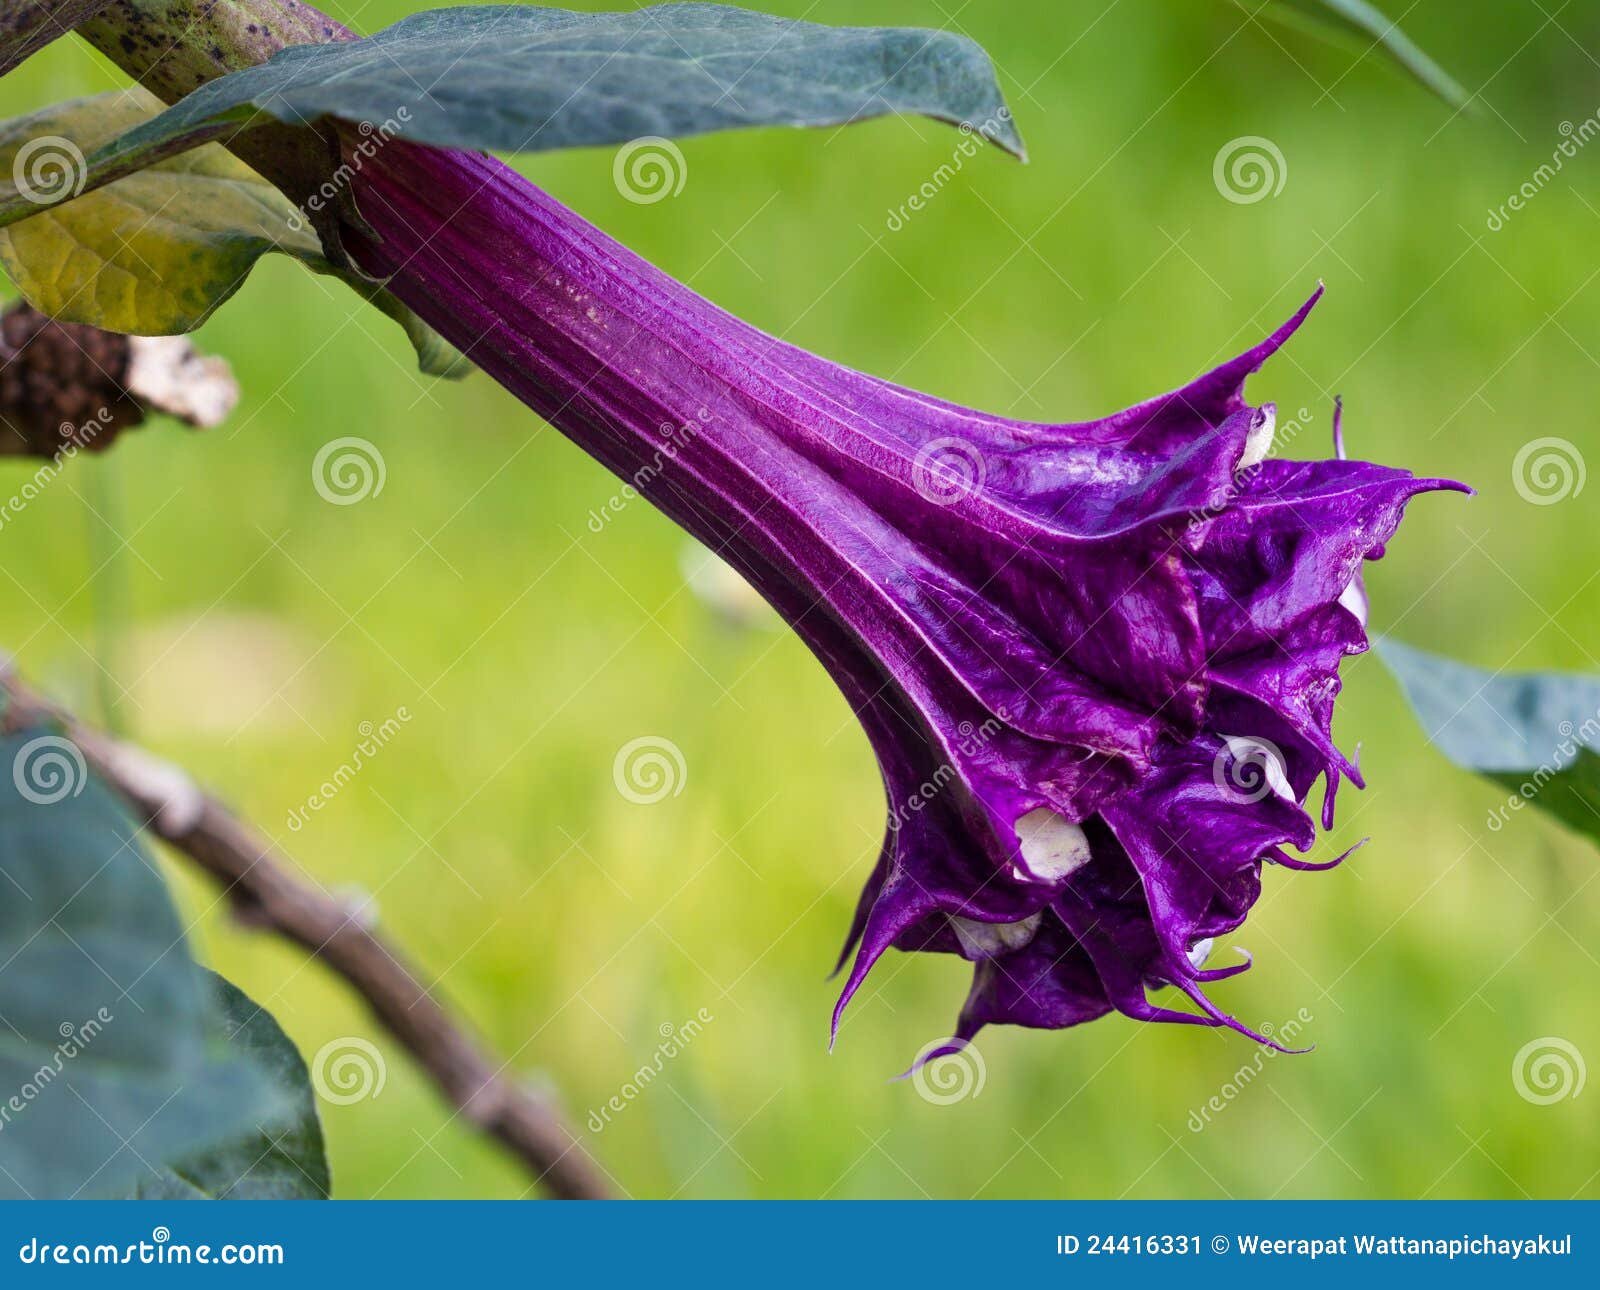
{"left": 0, "top": 90, "right": 467, "bottom": 375}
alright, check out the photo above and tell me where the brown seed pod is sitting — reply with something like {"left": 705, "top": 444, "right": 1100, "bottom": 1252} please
{"left": 0, "top": 301, "right": 238, "bottom": 458}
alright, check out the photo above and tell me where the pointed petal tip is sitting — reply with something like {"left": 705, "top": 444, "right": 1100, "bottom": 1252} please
{"left": 1175, "top": 980, "right": 1310, "bottom": 1054}
{"left": 1277, "top": 283, "right": 1325, "bottom": 342}
{"left": 1212, "top": 284, "right": 1327, "bottom": 399}
{"left": 1194, "top": 946, "right": 1254, "bottom": 982}
{"left": 1268, "top": 837, "right": 1368, "bottom": 872}
{"left": 893, "top": 1038, "right": 970, "bottom": 1083}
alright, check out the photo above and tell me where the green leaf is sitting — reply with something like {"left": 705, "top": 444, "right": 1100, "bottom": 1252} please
{"left": 0, "top": 728, "right": 280, "bottom": 1199}
{"left": 0, "top": 90, "right": 468, "bottom": 376}
{"left": 128, "top": 972, "right": 331, "bottom": 1200}
{"left": 1378, "top": 637, "right": 1600, "bottom": 843}
{"left": 10, "top": 2, "right": 1022, "bottom": 224}
{"left": 1255, "top": 0, "right": 1469, "bottom": 109}
{"left": 0, "top": 1, "right": 118, "bottom": 77}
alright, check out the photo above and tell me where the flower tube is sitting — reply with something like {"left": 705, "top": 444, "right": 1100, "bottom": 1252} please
{"left": 338, "top": 139, "right": 1465, "bottom": 1053}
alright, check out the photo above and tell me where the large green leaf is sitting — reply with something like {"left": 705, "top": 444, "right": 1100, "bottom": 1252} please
{"left": 3, "top": 2, "right": 1022, "bottom": 231}
{"left": 0, "top": 1, "right": 117, "bottom": 77}
{"left": 1378, "top": 638, "right": 1600, "bottom": 843}
{"left": 129, "top": 973, "right": 331, "bottom": 1200}
{"left": 0, "top": 90, "right": 467, "bottom": 375}
{"left": 0, "top": 728, "right": 281, "bottom": 1199}
{"left": 1254, "top": 0, "right": 1469, "bottom": 109}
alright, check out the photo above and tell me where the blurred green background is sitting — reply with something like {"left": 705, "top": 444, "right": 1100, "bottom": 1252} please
{"left": 2, "top": 0, "right": 1597, "bottom": 1199}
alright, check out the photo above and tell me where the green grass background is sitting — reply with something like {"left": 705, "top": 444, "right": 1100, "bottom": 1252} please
{"left": 3, "top": 0, "right": 1597, "bottom": 1198}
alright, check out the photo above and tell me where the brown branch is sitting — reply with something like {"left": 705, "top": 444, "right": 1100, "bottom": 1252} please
{"left": 0, "top": 664, "right": 610, "bottom": 1200}
{"left": 0, "top": 1, "right": 119, "bottom": 77}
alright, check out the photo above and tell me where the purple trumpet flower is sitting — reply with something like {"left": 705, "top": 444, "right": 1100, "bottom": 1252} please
{"left": 343, "top": 139, "right": 1465, "bottom": 1056}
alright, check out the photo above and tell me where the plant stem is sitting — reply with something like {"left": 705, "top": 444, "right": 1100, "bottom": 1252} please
{"left": 82, "top": 453, "right": 128, "bottom": 736}
{"left": 0, "top": 663, "right": 613, "bottom": 1200}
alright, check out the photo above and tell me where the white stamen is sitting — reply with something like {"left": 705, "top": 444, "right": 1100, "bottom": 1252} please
{"left": 1238, "top": 404, "right": 1277, "bottom": 470}
{"left": 1014, "top": 807, "right": 1093, "bottom": 881}
{"left": 1219, "top": 734, "right": 1298, "bottom": 805}
{"left": 1264, "top": 753, "right": 1296, "bottom": 804}
{"left": 1187, "top": 938, "right": 1215, "bottom": 970}
{"left": 1337, "top": 576, "right": 1369, "bottom": 627}
{"left": 950, "top": 911, "right": 1042, "bottom": 960}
